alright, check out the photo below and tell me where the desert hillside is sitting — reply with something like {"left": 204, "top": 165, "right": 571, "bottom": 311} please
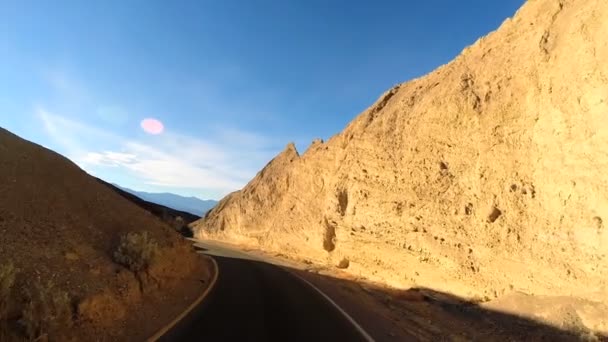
{"left": 194, "top": 0, "right": 608, "bottom": 333}
{"left": 0, "top": 128, "right": 212, "bottom": 341}
{"left": 98, "top": 179, "right": 201, "bottom": 237}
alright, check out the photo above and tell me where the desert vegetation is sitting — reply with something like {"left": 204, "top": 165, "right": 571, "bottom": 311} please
{"left": 170, "top": 216, "right": 194, "bottom": 238}
{"left": 22, "top": 281, "right": 73, "bottom": 341}
{"left": 0, "top": 230, "right": 160, "bottom": 341}
{"left": 0, "top": 262, "right": 15, "bottom": 320}
{"left": 0, "top": 262, "right": 16, "bottom": 340}
{"left": 0, "top": 128, "right": 212, "bottom": 340}
{"left": 113, "top": 230, "right": 164, "bottom": 293}
{"left": 160, "top": 208, "right": 193, "bottom": 237}
{"left": 113, "top": 231, "right": 159, "bottom": 276}
{"left": 0, "top": 262, "right": 74, "bottom": 341}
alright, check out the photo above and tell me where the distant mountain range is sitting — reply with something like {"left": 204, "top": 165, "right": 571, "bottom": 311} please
{"left": 113, "top": 184, "right": 217, "bottom": 216}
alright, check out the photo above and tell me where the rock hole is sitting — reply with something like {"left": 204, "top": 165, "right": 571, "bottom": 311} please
{"left": 465, "top": 203, "right": 474, "bottom": 215}
{"left": 439, "top": 162, "right": 449, "bottom": 175}
{"left": 593, "top": 216, "right": 603, "bottom": 230}
{"left": 337, "top": 189, "right": 348, "bottom": 216}
{"left": 323, "top": 217, "right": 337, "bottom": 252}
{"left": 395, "top": 202, "right": 404, "bottom": 215}
{"left": 487, "top": 207, "right": 502, "bottom": 223}
{"left": 510, "top": 184, "right": 518, "bottom": 192}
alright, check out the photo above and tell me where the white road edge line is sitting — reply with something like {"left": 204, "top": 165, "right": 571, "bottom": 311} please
{"left": 147, "top": 256, "right": 219, "bottom": 341}
{"left": 192, "top": 240, "right": 375, "bottom": 341}
{"left": 289, "top": 272, "right": 376, "bottom": 342}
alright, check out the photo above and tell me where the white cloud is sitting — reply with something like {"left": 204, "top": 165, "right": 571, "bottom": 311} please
{"left": 82, "top": 151, "right": 137, "bottom": 166}
{"left": 36, "top": 109, "right": 278, "bottom": 198}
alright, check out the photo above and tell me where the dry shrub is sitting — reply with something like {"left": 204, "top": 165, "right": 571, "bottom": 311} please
{"left": 113, "top": 231, "right": 159, "bottom": 275}
{"left": 0, "top": 262, "right": 18, "bottom": 341}
{"left": 172, "top": 216, "right": 193, "bottom": 237}
{"left": 22, "top": 281, "right": 73, "bottom": 341}
{"left": 78, "top": 291, "right": 127, "bottom": 328}
{"left": 0, "top": 262, "right": 15, "bottom": 320}
{"left": 173, "top": 216, "right": 185, "bottom": 231}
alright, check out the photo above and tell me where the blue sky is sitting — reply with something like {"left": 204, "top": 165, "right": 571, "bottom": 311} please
{"left": 0, "top": 0, "right": 524, "bottom": 200}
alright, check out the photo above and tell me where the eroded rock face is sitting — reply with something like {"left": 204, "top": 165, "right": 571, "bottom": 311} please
{"left": 194, "top": 0, "right": 608, "bottom": 319}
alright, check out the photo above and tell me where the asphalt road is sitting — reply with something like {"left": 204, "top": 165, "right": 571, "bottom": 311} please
{"left": 161, "top": 242, "right": 373, "bottom": 342}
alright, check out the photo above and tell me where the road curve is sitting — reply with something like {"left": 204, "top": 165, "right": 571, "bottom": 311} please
{"left": 159, "top": 242, "right": 374, "bottom": 342}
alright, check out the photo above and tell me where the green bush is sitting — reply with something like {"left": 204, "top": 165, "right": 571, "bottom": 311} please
{"left": 113, "top": 231, "right": 159, "bottom": 274}
{"left": 22, "top": 281, "right": 73, "bottom": 341}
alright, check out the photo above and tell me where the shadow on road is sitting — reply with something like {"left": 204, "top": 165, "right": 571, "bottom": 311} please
{"left": 165, "top": 246, "right": 605, "bottom": 342}
{"left": 293, "top": 270, "right": 608, "bottom": 341}
{"left": 291, "top": 268, "right": 604, "bottom": 341}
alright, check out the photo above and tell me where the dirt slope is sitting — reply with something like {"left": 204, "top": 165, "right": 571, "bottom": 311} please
{"left": 0, "top": 128, "right": 211, "bottom": 340}
{"left": 194, "top": 0, "right": 608, "bottom": 333}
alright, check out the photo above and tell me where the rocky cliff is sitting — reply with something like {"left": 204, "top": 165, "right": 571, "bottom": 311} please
{"left": 194, "top": 0, "right": 607, "bottom": 331}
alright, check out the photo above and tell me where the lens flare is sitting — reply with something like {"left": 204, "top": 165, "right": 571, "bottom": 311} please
{"left": 140, "top": 118, "right": 164, "bottom": 135}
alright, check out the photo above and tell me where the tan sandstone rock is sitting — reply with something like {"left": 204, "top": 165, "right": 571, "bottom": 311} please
{"left": 194, "top": 0, "right": 608, "bottom": 332}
